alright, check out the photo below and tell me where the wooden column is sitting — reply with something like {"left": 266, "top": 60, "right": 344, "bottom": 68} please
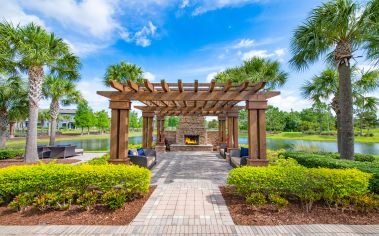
{"left": 142, "top": 116, "right": 148, "bottom": 148}
{"left": 156, "top": 116, "right": 165, "bottom": 145}
{"left": 109, "top": 100, "right": 131, "bottom": 164}
{"left": 246, "top": 100, "right": 268, "bottom": 166}
{"left": 227, "top": 116, "right": 234, "bottom": 149}
{"left": 218, "top": 114, "right": 226, "bottom": 144}
{"left": 233, "top": 116, "right": 239, "bottom": 148}
{"left": 143, "top": 112, "right": 154, "bottom": 148}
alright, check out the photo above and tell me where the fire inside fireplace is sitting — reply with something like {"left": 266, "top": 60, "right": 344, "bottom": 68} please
{"left": 184, "top": 135, "right": 199, "bottom": 145}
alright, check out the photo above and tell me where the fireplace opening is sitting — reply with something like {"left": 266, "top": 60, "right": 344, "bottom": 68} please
{"left": 184, "top": 135, "right": 199, "bottom": 145}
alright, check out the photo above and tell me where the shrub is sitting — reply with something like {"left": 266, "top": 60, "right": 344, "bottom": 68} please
{"left": 281, "top": 151, "right": 379, "bottom": 192}
{"left": 86, "top": 154, "right": 110, "bottom": 165}
{"left": 77, "top": 191, "right": 99, "bottom": 210}
{"left": 34, "top": 192, "right": 73, "bottom": 211}
{"left": 0, "top": 149, "right": 24, "bottom": 160}
{"left": 8, "top": 192, "right": 36, "bottom": 211}
{"left": 355, "top": 154, "right": 375, "bottom": 163}
{"left": 227, "top": 165, "right": 372, "bottom": 212}
{"left": 0, "top": 163, "right": 151, "bottom": 206}
{"left": 246, "top": 192, "right": 267, "bottom": 206}
{"left": 268, "top": 194, "right": 288, "bottom": 210}
{"left": 102, "top": 189, "right": 127, "bottom": 209}
{"left": 351, "top": 194, "right": 379, "bottom": 212}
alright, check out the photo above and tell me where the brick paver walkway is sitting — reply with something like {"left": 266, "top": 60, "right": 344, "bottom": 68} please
{"left": 1, "top": 152, "right": 378, "bottom": 235}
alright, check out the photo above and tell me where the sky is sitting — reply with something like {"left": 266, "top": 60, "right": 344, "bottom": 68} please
{"left": 1, "top": 0, "right": 377, "bottom": 115}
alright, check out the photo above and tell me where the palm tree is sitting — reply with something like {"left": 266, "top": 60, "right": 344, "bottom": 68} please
{"left": 290, "top": 0, "right": 379, "bottom": 160}
{"left": 103, "top": 61, "right": 144, "bottom": 86}
{"left": 42, "top": 75, "right": 82, "bottom": 146}
{"left": 302, "top": 67, "right": 379, "bottom": 153}
{"left": 0, "top": 22, "right": 80, "bottom": 162}
{"left": 0, "top": 75, "right": 28, "bottom": 148}
{"left": 215, "top": 57, "right": 288, "bottom": 89}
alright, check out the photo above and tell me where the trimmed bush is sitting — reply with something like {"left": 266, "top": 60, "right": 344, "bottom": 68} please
{"left": 355, "top": 154, "right": 375, "bottom": 163}
{"left": 281, "top": 152, "right": 379, "bottom": 192}
{"left": 227, "top": 163, "right": 372, "bottom": 212}
{"left": 102, "top": 189, "right": 127, "bottom": 209}
{"left": 246, "top": 192, "right": 267, "bottom": 206}
{"left": 0, "top": 149, "right": 24, "bottom": 160}
{"left": 0, "top": 163, "right": 150, "bottom": 205}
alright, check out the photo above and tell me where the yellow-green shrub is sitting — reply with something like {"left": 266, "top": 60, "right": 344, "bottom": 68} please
{"left": 0, "top": 163, "right": 150, "bottom": 204}
{"left": 227, "top": 162, "right": 372, "bottom": 211}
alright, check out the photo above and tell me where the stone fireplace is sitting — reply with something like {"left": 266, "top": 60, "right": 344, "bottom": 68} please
{"left": 170, "top": 116, "right": 213, "bottom": 152}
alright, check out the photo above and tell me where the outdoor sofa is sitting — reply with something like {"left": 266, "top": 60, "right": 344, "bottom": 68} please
{"left": 128, "top": 148, "right": 157, "bottom": 169}
{"left": 229, "top": 147, "right": 249, "bottom": 168}
{"left": 219, "top": 143, "right": 227, "bottom": 159}
{"left": 37, "top": 144, "right": 79, "bottom": 159}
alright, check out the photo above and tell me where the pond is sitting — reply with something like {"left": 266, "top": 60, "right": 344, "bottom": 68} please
{"left": 54, "top": 136, "right": 379, "bottom": 155}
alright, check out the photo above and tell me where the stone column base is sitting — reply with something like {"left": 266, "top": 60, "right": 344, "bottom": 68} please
{"left": 108, "top": 158, "right": 130, "bottom": 164}
{"left": 248, "top": 159, "right": 269, "bottom": 166}
{"left": 155, "top": 145, "right": 166, "bottom": 153}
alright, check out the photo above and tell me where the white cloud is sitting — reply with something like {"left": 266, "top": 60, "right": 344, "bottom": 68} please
{"left": 269, "top": 90, "right": 312, "bottom": 112}
{"left": 192, "top": 0, "right": 262, "bottom": 15}
{"left": 0, "top": 1, "right": 45, "bottom": 26}
{"left": 206, "top": 72, "right": 218, "bottom": 82}
{"left": 75, "top": 78, "right": 112, "bottom": 112}
{"left": 143, "top": 72, "right": 156, "bottom": 82}
{"left": 181, "top": 0, "right": 190, "bottom": 8}
{"left": 19, "top": 0, "right": 119, "bottom": 38}
{"left": 242, "top": 50, "right": 273, "bottom": 60}
{"left": 233, "top": 39, "right": 255, "bottom": 48}
{"left": 241, "top": 48, "right": 286, "bottom": 60}
{"left": 64, "top": 39, "right": 109, "bottom": 56}
{"left": 274, "top": 48, "right": 285, "bottom": 57}
{"left": 134, "top": 21, "right": 158, "bottom": 47}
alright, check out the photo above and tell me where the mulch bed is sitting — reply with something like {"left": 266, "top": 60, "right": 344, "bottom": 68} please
{"left": 0, "top": 186, "right": 155, "bottom": 225}
{"left": 220, "top": 186, "right": 379, "bottom": 225}
{"left": 0, "top": 158, "right": 81, "bottom": 168}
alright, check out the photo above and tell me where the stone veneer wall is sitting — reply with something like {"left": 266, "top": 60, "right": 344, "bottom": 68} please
{"left": 176, "top": 116, "right": 207, "bottom": 145}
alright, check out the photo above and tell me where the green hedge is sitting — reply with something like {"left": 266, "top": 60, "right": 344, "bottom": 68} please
{"left": 0, "top": 163, "right": 150, "bottom": 205}
{"left": 0, "top": 149, "right": 24, "bottom": 160}
{"left": 281, "top": 152, "right": 379, "bottom": 192}
{"left": 227, "top": 163, "right": 372, "bottom": 211}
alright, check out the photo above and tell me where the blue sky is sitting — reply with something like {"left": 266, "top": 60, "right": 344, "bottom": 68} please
{"left": 2, "top": 0, "right": 377, "bottom": 114}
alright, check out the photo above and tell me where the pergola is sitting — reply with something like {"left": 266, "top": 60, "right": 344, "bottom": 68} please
{"left": 97, "top": 79, "right": 279, "bottom": 166}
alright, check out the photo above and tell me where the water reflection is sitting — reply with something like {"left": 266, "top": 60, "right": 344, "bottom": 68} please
{"left": 54, "top": 136, "right": 379, "bottom": 155}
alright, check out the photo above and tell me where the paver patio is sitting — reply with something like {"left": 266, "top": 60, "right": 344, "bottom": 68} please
{"left": 0, "top": 152, "right": 378, "bottom": 235}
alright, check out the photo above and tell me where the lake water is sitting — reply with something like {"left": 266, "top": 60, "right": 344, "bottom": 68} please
{"left": 55, "top": 136, "right": 379, "bottom": 155}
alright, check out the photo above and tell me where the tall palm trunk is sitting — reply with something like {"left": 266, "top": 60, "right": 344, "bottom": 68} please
{"left": 335, "top": 42, "right": 354, "bottom": 160}
{"left": 330, "top": 96, "right": 341, "bottom": 152}
{"left": 49, "top": 99, "right": 59, "bottom": 146}
{"left": 0, "top": 112, "right": 8, "bottom": 149}
{"left": 9, "top": 122, "right": 15, "bottom": 139}
{"left": 25, "top": 66, "right": 44, "bottom": 163}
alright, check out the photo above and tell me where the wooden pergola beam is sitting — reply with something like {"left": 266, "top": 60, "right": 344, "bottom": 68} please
{"left": 209, "top": 80, "right": 216, "bottom": 93}
{"left": 238, "top": 81, "right": 249, "bottom": 92}
{"left": 161, "top": 80, "right": 170, "bottom": 92}
{"left": 110, "top": 80, "right": 124, "bottom": 92}
{"left": 223, "top": 80, "right": 232, "bottom": 92}
{"left": 178, "top": 79, "right": 183, "bottom": 92}
{"left": 127, "top": 80, "right": 139, "bottom": 92}
{"left": 144, "top": 79, "right": 155, "bottom": 92}
{"left": 194, "top": 80, "right": 199, "bottom": 92}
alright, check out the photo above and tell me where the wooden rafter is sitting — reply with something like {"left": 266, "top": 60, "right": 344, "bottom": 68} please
{"left": 223, "top": 80, "right": 232, "bottom": 92}
{"left": 238, "top": 81, "right": 249, "bottom": 92}
{"left": 209, "top": 80, "right": 216, "bottom": 93}
{"left": 161, "top": 80, "right": 170, "bottom": 92}
{"left": 178, "top": 79, "right": 183, "bottom": 92}
{"left": 194, "top": 80, "right": 199, "bottom": 92}
{"left": 127, "top": 80, "right": 139, "bottom": 92}
{"left": 144, "top": 79, "right": 155, "bottom": 92}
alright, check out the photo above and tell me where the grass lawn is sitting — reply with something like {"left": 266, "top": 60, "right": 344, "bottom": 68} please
{"left": 240, "top": 130, "right": 379, "bottom": 143}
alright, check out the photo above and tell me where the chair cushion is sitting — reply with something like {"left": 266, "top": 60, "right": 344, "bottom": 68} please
{"left": 137, "top": 148, "right": 145, "bottom": 156}
{"left": 231, "top": 157, "right": 241, "bottom": 167}
{"left": 240, "top": 156, "right": 248, "bottom": 166}
{"left": 146, "top": 155, "right": 155, "bottom": 167}
{"left": 240, "top": 147, "right": 249, "bottom": 157}
{"left": 128, "top": 150, "right": 133, "bottom": 156}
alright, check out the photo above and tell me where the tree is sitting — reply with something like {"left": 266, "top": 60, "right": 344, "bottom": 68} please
{"left": 238, "top": 110, "right": 248, "bottom": 130}
{"left": 207, "top": 119, "right": 218, "bottom": 129}
{"left": 42, "top": 75, "right": 82, "bottom": 145}
{"left": 0, "top": 22, "right": 80, "bottom": 162}
{"left": 129, "top": 111, "right": 141, "bottom": 129}
{"left": 103, "top": 61, "right": 144, "bottom": 86}
{"left": 95, "top": 110, "right": 109, "bottom": 134}
{"left": 74, "top": 101, "right": 95, "bottom": 135}
{"left": 166, "top": 116, "right": 179, "bottom": 129}
{"left": 215, "top": 57, "right": 288, "bottom": 90}
{"left": 290, "top": 0, "right": 379, "bottom": 160}
{"left": 266, "top": 106, "right": 286, "bottom": 132}
{"left": 38, "top": 110, "right": 50, "bottom": 129}
{"left": 0, "top": 76, "right": 28, "bottom": 148}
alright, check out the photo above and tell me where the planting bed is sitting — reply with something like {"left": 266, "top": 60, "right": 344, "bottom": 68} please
{"left": 220, "top": 186, "right": 379, "bottom": 225}
{"left": 0, "top": 186, "right": 155, "bottom": 225}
